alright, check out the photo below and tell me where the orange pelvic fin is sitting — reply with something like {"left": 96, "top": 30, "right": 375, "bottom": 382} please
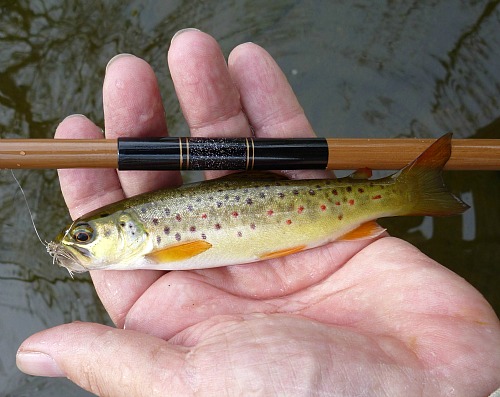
{"left": 338, "top": 221, "right": 386, "bottom": 241}
{"left": 147, "top": 240, "right": 212, "bottom": 263}
{"left": 260, "top": 245, "right": 307, "bottom": 260}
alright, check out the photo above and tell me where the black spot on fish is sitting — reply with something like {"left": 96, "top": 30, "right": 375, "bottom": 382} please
{"left": 141, "top": 207, "right": 147, "bottom": 214}
{"left": 156, "top": 236, "right": 161, "bottom": 244}
{"left": 237, "top": 231, "right": 242, "bottom": 237}
{"left": 358, "top": 188, "right": 364, "bottom": 193}
{"left": 246, "top": 198, "right": 253, "bottom": 205}
{"left": 235, "top": 196, "right": 240, "bottom": 201}
{"left": 260, "top": 192, "right": 266, "bottom": 198}
{"left": 346, "top": 186, "right": 352, "bottom": 193}
{"left": 175, "top": 214, "right": 182, "bottom": 222}
{"left": 250, "top": 223, "right": 256, "bottom": 230}
{"left": 292, "top": 189, "right": 299, "bottom": 195}
{"left": 175, "top": 232, "right": 181, "bottom": 241}
{"left": 164, "top": 226, "right": 170, "bottom": 235}
{"left": 308, "top": 190, "right": 316, "bottom": 196}
{"left": 190, "top": 226, "right": 196, "bottom": 232}
{"left": 201, "top": 233, "right": 207, "bottom": 240}
{"left": 217, "top": 202, "right": 223, "bottom": 208}
{"left": 278, "top": 192, "right": 285, "bottom": 199}
{"left": 165, "top": 208, "right": 171, "bottom": 216}
{"left": 153, "top": 218, "right": 159, "bottom": 225}
{"left": 187, "top": 204, "right": 194, "bottom": 212}
{"left": 215, "top": 223, "right": 221, "bottom": 230}
{"left": 224, "top": 194, "right": 229, "bottom": 200}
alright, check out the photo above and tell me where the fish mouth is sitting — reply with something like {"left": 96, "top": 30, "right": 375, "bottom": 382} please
{"left": 47, "top": 241, "right": 89, "bottom": 273}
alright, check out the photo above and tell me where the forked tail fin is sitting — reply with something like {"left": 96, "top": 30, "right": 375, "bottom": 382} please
{"left": 395, "top": 133, "right": 469, "bottom": 216}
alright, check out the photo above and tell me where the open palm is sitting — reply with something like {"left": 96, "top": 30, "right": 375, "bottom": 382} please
{"left": 18, "top": 30, "right": 500, "bottom": 396}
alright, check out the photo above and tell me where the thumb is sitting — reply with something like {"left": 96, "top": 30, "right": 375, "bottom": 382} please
{"left": 17, "top": 322, "right": 188, "bottom": 396}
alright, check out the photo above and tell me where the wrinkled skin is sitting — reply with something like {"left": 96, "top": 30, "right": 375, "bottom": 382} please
{"left": 17, "top": 30, "right": 500, "bottom": 396}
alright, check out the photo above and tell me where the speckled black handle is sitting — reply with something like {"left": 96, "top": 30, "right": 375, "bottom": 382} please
{"left": 117, "top": 137, "right": 328, "bottom": 170}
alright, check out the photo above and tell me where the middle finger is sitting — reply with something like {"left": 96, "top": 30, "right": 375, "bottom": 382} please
{"left": 168, "top": 29, "right": 251, "bottom": 180}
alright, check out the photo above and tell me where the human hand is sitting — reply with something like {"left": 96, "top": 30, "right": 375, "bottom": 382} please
{"left": 17, "top": 29, "right": 500, "bottom": 396}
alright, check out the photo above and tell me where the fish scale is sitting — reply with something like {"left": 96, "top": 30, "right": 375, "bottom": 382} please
{"left": 48, "top": 134, "right": 469, "bottom": 273}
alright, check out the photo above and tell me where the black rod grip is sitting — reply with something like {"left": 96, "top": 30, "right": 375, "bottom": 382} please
{"left": 117, "top": 137, "right": 328, "bottom": 170}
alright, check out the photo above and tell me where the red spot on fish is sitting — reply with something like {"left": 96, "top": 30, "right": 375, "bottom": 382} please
{"left": 286, "top": 219, "right": 292, "bottom": 225}
{"left": 358, "top": 188, "right": 364, "bottom": 193}
{"left": 175, "top": 214, "right": 182, "bottom": 222}
{"left": 215, "top": 223, "right": 221, "bottom": 230}
{"left": 335, "top": 201, "right": 341, "bottom": 206}
{"left": 250, "top": 223, "right": 256, "bottom": 230}
{"left": 267, "top": 210, "right": 274, "bottom": 216}
{"left": 190, "top": 226, "right": 196, "bottom": 232}
{"left": 232, "top": 211, "right": 239, "bottom": 218}
{"left": 201, "top": 213, "right": 207, "bottom": 219}
{"left": 332, "top": 189, "right": 338, "bottom": 195}
{"left": 372, "top": 195, "right": 382, "bottom": 200}
{"left": 320, "top": 204, "right": 327, "bottom": 211}
{"left": 298, "top": 206, "right": 304, "bottom": 214}
{"left": 348, "top": 199, "right": 355, "bottom": 206}
{"left": 338, "top": 214, "right": 343, "bottom": 220}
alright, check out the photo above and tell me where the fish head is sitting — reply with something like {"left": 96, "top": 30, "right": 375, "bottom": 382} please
{"left": 48, "top": 210, "right": 151, "bottom": 273}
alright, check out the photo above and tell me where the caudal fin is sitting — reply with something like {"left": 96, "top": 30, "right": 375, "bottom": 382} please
{"left": 395, "top": 133, "right": 469, "bottom": 216}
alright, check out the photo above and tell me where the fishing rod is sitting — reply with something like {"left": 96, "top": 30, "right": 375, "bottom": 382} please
{"left": 0, "top": 136, "right": 498, "bottom": 170}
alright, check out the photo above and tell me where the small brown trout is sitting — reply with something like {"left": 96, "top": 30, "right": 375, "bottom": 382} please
{"left": 48, "top": 133, "right": 468, "bottom": 273}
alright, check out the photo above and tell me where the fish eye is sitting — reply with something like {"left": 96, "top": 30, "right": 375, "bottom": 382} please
{"left": 71, "top": 223, "right": 94, "bottom": 244}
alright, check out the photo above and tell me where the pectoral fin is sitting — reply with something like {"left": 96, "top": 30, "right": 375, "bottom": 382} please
{"left": 259, "top": 245, "right": 306, "bottom": 260}
{"left": 338, "top": 221, "right": 386, "bottom": 241}
{"left": 147, "top": 240, "right": 212, "bottom": 263}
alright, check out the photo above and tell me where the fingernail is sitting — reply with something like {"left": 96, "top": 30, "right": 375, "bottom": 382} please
{"left": 106, "top": 53, "right": 136, "bottom": 72}
{"left": 16, "top": 351, "right": 65, "bottom": 377}
{"left": 171, "top": 28, "right": 201, "bottom": 43}
{"left": 62, "top": 113, "right": 87, "bottom": 121}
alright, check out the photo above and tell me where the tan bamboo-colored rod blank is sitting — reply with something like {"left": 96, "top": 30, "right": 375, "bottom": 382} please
{"left": 0, "top": 137, "right": 498, "bottom": 170}
{"left": 0, "top": 139, "right": 118, "bottom": 169}
{"left": 326, "top": 138, "right": 500, "bottom": 170}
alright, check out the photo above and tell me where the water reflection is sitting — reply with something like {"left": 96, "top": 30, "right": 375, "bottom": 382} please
{"left": 0, "top": 1, "right": 499, "bottom": 395}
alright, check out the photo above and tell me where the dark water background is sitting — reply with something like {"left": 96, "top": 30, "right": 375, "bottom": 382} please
{"left": 0, "top": 1, "right": 499, "bottom": 395}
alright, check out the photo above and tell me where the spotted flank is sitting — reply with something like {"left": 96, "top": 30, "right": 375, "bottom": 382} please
{"left": 48, "top": 133, "right": 469, "bottom": 273}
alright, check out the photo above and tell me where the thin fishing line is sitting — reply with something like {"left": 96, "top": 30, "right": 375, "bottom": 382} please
{"left": 10, "top": 170, "right": 48, "bottom": 248}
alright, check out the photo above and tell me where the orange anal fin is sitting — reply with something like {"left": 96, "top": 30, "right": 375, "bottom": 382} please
{"left": 338, "top": 221, "right": 386, "bottom": 241}
{"left": 350, "top": 167, "right": 372, "bottom": 179}
{"left": 260, "top": 245, "right": 307, "bottom": 260}
{"left": 146, "top": 240, "right": 212, "bottom": 263}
